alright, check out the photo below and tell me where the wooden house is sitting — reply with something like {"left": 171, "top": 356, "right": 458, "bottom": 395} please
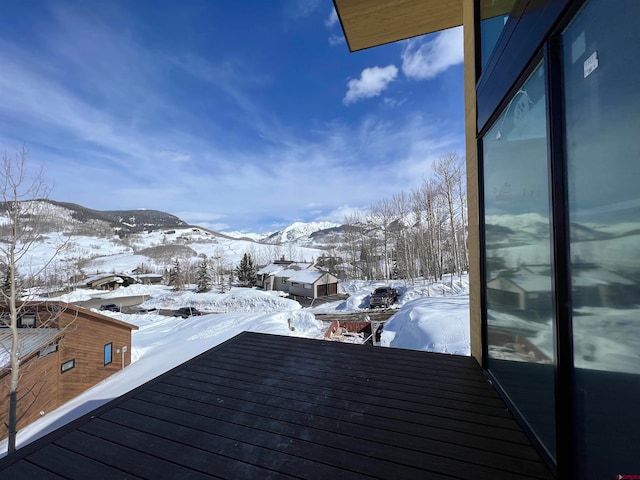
{"left": 0, "top": 302, "right": 138, "bottom": 434}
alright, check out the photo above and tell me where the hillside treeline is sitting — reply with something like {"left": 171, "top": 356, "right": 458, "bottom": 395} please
{"left": 328, "top": 152, "right": 468, "bottom": 284}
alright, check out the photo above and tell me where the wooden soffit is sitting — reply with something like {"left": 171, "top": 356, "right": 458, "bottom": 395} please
{"left": 333, "top": 0, "right": 463, "bottom": 52}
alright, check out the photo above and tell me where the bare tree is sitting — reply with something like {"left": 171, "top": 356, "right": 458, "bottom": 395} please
{"left": 371, "top": 198, "right": 395, "bottom": 280}
{"left": 342, "top": 212, "right": 363, "bottom": 279}
{"left": 0, "top": 148, "right": 69, "bottom": 453}
{"left": 434, "top": 153, "right": 463, "bottom": 285}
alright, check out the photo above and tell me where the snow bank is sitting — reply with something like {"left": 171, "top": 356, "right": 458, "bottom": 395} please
{"left": 381, "top": 296, "right": 470, "bottom": 355}
{"left": 142, "top": 286, "right": 301, "bottom": 313}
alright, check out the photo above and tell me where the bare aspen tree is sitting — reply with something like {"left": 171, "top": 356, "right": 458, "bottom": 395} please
{"left": 0, "top": 148, "right": 69, "bottom": 453}
{"left": 391, "top": 192, "right": 416, "bottom": 284}
{"left": 342, "top": 212, "right": 363, "bottom": 279}
{"left": 456, "top": 157, "right": 469, "bottom": 273}
{"left": 336, "top": 151, "right": 467, "bottom": 285}
{"left": 434, "top": 153, "right": 462, "bottom": 286}
{"left": 371, "top": 198, "right": 395, "bottom": 280}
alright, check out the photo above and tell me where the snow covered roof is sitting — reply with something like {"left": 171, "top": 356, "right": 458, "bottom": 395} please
{"left": 487, "top": 275, "right": 551, "bottom": 293}
{"left": 257, "top": 264, "right": 286, "bottom": 275}
{"left": 572, "top": 268, "right": 635, "bottom": 287}
{"left": 287, "top": 270, "right": 328, "bottom": 284}
{"left": 258, "top": 262, "right": 315, "bottom": 276}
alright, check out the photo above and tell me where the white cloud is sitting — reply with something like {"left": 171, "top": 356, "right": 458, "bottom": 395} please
{"left": 286, "top": 0, "right": 321, "bottom": 19}
{"left": 401, "top": 27, "right": 463, "bottom": 80}
{"left": 316, "top": 205, "right": 366, "bottom": 224}
{"left": 158, "top": 150, "right": 191, "bottom": 163}
{"left": 343, "top": 65, "right": 398, "bottom": 105}
{"left": 383, "top": 97, "right": 408, "bottom": 108}
{"left": 328, "top": 34, "right": 345, "bottom": 47}
{"left": 325, "top": 9, "right": 338, "bottom": 28}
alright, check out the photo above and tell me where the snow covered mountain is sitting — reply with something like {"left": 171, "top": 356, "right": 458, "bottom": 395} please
{"left": 262, "top": 221, "right": 341, "bottom": 245}
{"left": 0, "top": 200, "right": 337, "bottom": 285}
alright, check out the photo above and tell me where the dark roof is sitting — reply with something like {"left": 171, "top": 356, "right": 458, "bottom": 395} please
{"left": 0, "top": 302, "right": 139, "bottom": 331}
{"left": 0, "top": 332, "right": 553, "bottom": 479}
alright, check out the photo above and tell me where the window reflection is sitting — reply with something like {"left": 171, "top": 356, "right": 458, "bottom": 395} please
{"left": 564, "top": 2, "right": 640, "bottom": 376}
{"left": 563, "top": 1, "right": 640, "bottom": 476}
{"left": 483, "top": 61, "right": 556, "bottom": 457}
{"left": 479, "top": 0, "right": 516, "bottom": 70}
{"left": 484, "top": 63, "right": 552, "bottom": 364}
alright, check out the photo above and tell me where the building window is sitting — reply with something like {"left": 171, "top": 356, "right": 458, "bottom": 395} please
{"left": 482, "top": 60, "right": 556, "bottom": 458}
{"left": 61, "top": 359, "right": 75, "bottom": 373}
{"left": 562, "top": 1, "right": 640, "bottom": 477}
{"left": 304, "top": 284, "right": 312, "bottom": 290}
{"left": 39, "top": 342, "right": 58, "bottom": 358}
{"left": 19, "top": 313, "right": 36, "bottom": 328}
{"left": 104, "top": 343, "right": 113, "bottom": 366}
{"left": 291, "top": 282, "right": 299, "bottom": 286}
{"left": 479, "top": 0, "right": 516, "bottom": 70}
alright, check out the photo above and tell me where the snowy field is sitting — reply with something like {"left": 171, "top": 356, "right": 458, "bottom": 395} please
{"left": 2, "top": 275, "right": 470, "bottom": 454}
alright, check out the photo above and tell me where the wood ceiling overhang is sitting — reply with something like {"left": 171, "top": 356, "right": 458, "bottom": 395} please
{"left": 333, "top": 0, "right": 463, "bottom": 52}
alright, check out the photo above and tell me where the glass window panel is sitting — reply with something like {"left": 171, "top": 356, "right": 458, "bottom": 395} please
{"left": 562, "top": 0, "right": 640, "bottom": 477}
{"left": 479, "top": 0, "right": 516, "bottom": 70}
{"left": 104, "top": 343, "right": 113, "bottom": 366}
{"left": 482, "top": 61, "right": 556, "bottom": 458}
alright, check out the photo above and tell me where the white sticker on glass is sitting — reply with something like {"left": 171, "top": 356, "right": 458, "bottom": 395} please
{"left": 584, "top": 51, "right": 599, "bottom": 78}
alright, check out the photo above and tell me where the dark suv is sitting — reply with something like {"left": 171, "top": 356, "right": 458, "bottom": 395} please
{"left": 172, "top": 307, "right": 203, "bottom": 318}
{"left": 99, "top": 303, "right": 120, "bottom": 312}
{"left": 369, "top": 287, "right": 398, "bottom": 309}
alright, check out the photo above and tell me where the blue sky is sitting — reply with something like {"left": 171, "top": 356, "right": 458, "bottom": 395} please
{"left": 0, "top": 0, "right": 464, "bottom": 233}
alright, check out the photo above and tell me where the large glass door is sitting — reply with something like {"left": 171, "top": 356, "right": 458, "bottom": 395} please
{"left": 482, "top": 61, "right": 556, "bottom": 460}
{"left": 562, "top": 0, "right": 640, "bottom": 477}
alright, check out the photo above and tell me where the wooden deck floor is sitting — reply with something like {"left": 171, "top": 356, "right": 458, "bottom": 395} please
{"left": 0, "top": 332, "right": 554, "bottom": 479}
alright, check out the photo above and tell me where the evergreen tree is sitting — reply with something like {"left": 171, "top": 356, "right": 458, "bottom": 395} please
{"left": 196, "top": 258, "right": 211, "bottom": 292}
{"left": 168, "top": 258, "right": 184, "bottom": 291}
{"left": 236, "top": 253, "right": 256, "bottom": 287}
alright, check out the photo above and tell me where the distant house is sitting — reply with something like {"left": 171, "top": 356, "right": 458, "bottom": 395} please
{"left": 256, "top": 260, "right": 338, "bottom": 298}
{"left": 287, "top": 270, "right": 339, "bottom": 298}
{"left": 487, "top": 265, "right": 637, "bottom": 311}
{"left": 0, "top": 302, "right": 138, "bottom": 435}
{"left": 487, "top": 272, "right": 552, "bottom": 312}
{"left": 80, "top": 273, "right": 139, "bottom": 290}
{"left": 256, "top": 261, "right": 314, "bottom": 292}
{"left": 135, "top": 273, "right": 164, "bottom": 285}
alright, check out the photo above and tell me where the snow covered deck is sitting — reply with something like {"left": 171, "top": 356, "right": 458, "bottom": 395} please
{"left": 0, "top": 332, "right": 553, "bottom": 479}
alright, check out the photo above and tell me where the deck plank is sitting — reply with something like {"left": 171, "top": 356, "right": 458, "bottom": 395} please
{"left": 0, "top": 332, "right": 554, "bottom": 479}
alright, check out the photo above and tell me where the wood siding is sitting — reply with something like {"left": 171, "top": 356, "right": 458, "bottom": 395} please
{"left": 0, "top": 346, "right": 60, "bottom": 431}
{"left": 57, "top": 311, "right": 133, "bottom": 403}
{"left": 0, "top": 303, "right": 136, "bottom": 437}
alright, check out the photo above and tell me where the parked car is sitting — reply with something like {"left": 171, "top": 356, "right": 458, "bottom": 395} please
{"left": 369, "top": 287, "right": 398, "bottom": 309}
{"left": 99, "top": 303, "right": 120, "bottom": 312}
{"left": 172, "top": 307, "right": 202, "bottom": 318}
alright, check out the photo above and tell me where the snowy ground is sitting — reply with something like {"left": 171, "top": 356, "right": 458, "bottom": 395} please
{"left": 2, "top": 274, "right": 470, "bottom": 454}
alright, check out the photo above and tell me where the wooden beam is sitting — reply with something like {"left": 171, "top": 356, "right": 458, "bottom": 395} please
{"left": 334, "top": 0, "right": 463, "bottom": 51}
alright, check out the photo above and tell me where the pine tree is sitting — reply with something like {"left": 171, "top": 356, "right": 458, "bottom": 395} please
{"left": 196, "top": 258, "right": 211, "bottom": 293}
{"left": 168, "top": 258, "right": 184, "bottom": 291}
{"left": 236, "top": 253, "right": 256, "bottom": 287}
